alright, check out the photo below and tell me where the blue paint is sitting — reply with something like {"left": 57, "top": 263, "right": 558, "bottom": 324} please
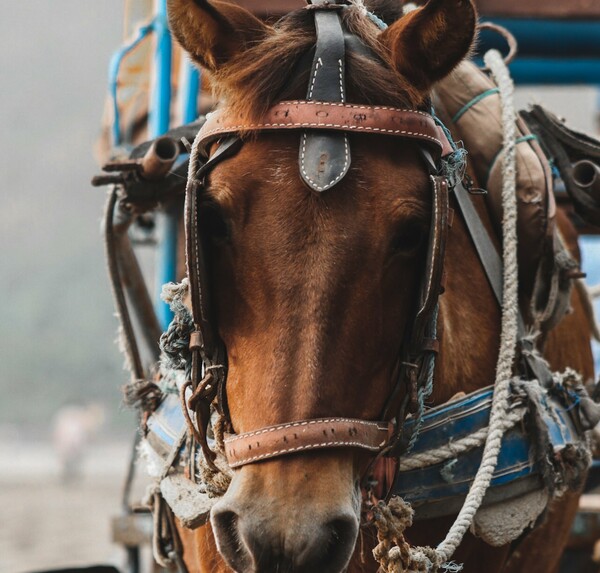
{"left": 108, "top": 22, "right": 154, "bottom": 147}
{"left": 151, "top": 0, "right": 178, "bottom": 331}
{"left": 181, "top": 61, "right": 201, "bottom": 124}
{"left": 394, "top": 383, "right": 582, "bottom": 510}
{"left": 149, "top": 1, "right": 172, "bottom": 139}
{"left": 478, "top": 20, "right": 600, "bottom": 58}
{"left": 508, "top": 59, "right": 600, "bottom": 86}
{"left": 471, "top": 57, "right": 600, "bottom": 86}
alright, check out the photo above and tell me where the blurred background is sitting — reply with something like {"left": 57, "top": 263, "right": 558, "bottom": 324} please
{"left": 0, "top": 1, "right": 599, "bottom": 573}
{"left": 1, "top": 3, "right": 136, "bottom": 572}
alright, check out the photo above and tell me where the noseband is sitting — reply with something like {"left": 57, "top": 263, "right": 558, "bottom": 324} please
{"left": 183, "top": 0, "right": 454, "bottom": 472}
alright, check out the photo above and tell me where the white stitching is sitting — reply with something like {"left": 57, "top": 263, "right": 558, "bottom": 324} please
{"left": 338, "top": 59, "right": 344, "bottom": 103}
{"left": 227, "top": 441, "right": 384, "bottom": 467}
{"left": 302, "top": 56, "right": 350, "bottom": 191}
{"left": 203, "top": 124, "right": 440, "bottom": 144}
{"left": 300, "top": 132, "right": 350, "bottom": 191}
{"left": 224, "top": 417, "right": 386, "bottom": 442}
{"left": 417, "top": 176, "right": 442, "bottom": 317}
{"left": 274, "top": 101, "right": 433, "bottom": 117}
{"left": 307, "top": 58, "right": 322, "bottom": 99}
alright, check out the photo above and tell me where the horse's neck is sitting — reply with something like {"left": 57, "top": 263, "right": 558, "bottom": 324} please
{"left": 434, "top": 194, "right": 501, "bottom": 404}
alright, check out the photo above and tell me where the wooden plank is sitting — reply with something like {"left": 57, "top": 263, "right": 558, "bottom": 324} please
{"left": 475, "top": 0, "right": 600, "bottom": 19}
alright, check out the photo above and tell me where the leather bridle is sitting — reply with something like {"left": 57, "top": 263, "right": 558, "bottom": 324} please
{"left": 183, "top": 0, "right": 454, "bottom": 472}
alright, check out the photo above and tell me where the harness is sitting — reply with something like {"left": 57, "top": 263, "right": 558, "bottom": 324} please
{"left": 183, "top": 2, "right": 453, "bottom": 474}
{"left": 174, "top": 0, "right": 598, "bottom": 489}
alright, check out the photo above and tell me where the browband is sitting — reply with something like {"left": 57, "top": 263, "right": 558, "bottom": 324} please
{"left": 224, "top": 417, "right": 393, "bottom": 468}
{"left": 196, "top": 101, "right": 453, "bottom": 158}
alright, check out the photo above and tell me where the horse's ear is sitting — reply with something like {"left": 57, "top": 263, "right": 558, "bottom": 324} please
{"left": 168, "top": 0, "right": 270, "bottom": 71}
{"left": 380, "top": 0, "right": 476, "bottom": 92}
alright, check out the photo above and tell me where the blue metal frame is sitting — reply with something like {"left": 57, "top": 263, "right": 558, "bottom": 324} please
{"left": 151, "top": 0, "right": 177, "bottom": 331}
{"left": 109, "top": 0, "right": 202, "bottom": 331}
{"left": 108, "top": 22, "right": 154, "bottom": 147}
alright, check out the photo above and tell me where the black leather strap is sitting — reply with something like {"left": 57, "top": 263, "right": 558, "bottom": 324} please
{"left": 452, "top": 180, "right": 504, "bottom": 306}
{"left": 184, "top": 137, "right": 242, "bottom": 468}
{"left": 187, "top": 137, "right": 242, "bottom": 350}
{"left": 300, "top": 1, "right": 350, "bottom": 192}
{"left": 452, "top": 180, "right": 555, "bottom": 385}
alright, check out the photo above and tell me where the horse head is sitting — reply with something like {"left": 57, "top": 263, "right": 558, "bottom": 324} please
{"left": 169, "top": 1, "right": 476, "bottom": 571}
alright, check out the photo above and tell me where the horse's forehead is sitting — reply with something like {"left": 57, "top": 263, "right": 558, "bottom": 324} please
{"left": 207, "top": 135, "right": 431, "bottom": 213}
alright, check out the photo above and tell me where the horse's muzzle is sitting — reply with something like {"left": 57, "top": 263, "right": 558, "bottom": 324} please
{"left": 212, "top": 503, "right": 358, "bottom": 573}
{"left": 210, "top": 460, "right": 360, "bottom": 573}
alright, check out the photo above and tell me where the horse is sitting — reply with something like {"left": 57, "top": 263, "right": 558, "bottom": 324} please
{"left": 164, "top": 0, "right": 594, "bottom": 571}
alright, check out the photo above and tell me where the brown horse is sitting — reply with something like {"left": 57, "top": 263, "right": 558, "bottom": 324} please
{"left": 167, "top": 0, "right": 594, "bottom": 571}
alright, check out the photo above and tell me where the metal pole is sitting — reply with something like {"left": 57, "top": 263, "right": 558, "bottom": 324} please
{"left": 151, "top": 0, "right": 177, "bottom": 331}
{"left": 181, "top": 61, "right": 201, "bottom": 124}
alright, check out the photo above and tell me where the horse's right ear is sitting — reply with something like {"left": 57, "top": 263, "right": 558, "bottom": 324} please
{"left": 167, "top": 0, "right": 271, "bottom": 72}
{"left": 380, "top": 0, "right": 476, "bottom": 92}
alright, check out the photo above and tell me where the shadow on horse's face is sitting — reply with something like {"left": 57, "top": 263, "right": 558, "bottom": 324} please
{"left": 204, "top": 135, "right": 430, "bottom": 571}
{"left": 168, "top": 0, "right": 476, "bottom": 570}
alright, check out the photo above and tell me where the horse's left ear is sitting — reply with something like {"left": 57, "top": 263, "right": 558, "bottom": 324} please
{"left": 168, "top": 0, "right": 271, "bottom": 72}
{"left": 380, "top": 0, "right": 476, "bottom": 92}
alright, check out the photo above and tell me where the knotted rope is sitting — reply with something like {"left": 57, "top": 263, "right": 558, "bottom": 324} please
{"left": 372, "top": 48, "right": 520, "bottom": 571}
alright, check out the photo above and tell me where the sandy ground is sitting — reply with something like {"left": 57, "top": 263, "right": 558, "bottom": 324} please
{"left": 0, "top": 440, "right": 152, "bottom": 573}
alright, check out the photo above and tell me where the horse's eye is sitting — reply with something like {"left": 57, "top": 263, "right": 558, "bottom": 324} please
{"left": 201, "top": 205, "right": 230, "bottom": 245}
{"left": 391, "top": 221, "right": 426, "bottom": 255}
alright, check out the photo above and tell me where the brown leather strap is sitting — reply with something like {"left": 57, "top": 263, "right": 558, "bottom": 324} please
{"left": 197, "top": 101, "right": 452, "bottom": 157}
{"left": 224, "top": 417, "right": 393, "bottom": 468}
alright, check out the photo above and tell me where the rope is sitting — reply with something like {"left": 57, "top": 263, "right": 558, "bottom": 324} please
{"left": 435, "top": 47, "right": 519, "bottom": 563}
{"left": 406, "top": 305, "right": 439, "bottom": 454}
{"left": 373, "top": 48, "right": 520, "bottom": 571}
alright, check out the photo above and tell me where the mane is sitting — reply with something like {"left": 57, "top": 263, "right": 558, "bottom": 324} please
{"left": 210, "top": 1, "right": 425, "bottom": 121}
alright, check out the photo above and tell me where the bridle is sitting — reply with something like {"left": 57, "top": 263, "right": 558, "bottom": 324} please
{"left": 183, "top": 0, "right": 455, "bottom": 474}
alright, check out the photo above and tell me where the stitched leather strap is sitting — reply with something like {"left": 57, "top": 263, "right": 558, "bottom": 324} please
{"left": 411, "top": 175, "right": 449, "bottom": 352}
{"left": 224, "top": 417, "right": 392, "bottom": 468}
{"left": 196, "top": 101, "right": 450, "bottom": 157}
{"left": 300, "top": 1, "right": 350, "bottom": 192}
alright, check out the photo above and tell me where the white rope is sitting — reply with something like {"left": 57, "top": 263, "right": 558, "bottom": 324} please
{"left": 349, "top": 0, "right": 368, "bottom": 16}
{"left": 433, "top": 48, "right": 519, "bottom": 563}
{"left": 398, "top": 406, "right": 524, "bottom": 472}
{"left": 374, "top": 49, "right": 521, "bottom": 571}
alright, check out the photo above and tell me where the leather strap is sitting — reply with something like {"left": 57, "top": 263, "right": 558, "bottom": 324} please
{"left": 411, "top": 175, "right": 449, "bottom": 353}
{"left": 452, "top": 180, "right": 504, "bottom": 306}
{"left": 452, "top": 180, "right": 555, "bottom": 385}
{"left": 186, "top": 137, "right": 242, "bottom": 353}
{"left": 300, "top": 1, "right": 350, "bottom": 192}
{"left": 224, "top": 417, "right": 392, "bottom": 468}
{"left": 184, "top": 137, "right": 242, "bottom": 469}
{"left": 197, "top": 101, "right": 449, "bottom": 157}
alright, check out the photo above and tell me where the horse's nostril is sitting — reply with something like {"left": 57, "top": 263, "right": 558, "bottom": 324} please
{"left": 328, "top": 516, "right": 357, "bottom": 545}
{"left": 212, "top": 508, "right": 238, "bottom": 536}
{"left": 212, "top": 508, "right": 254, "bottom": 573}
{"left": 213, "top": 502, "right": 359, "bottom": 573}
{"left": 296, "top": 513, "right": 359, "bottom": 573}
